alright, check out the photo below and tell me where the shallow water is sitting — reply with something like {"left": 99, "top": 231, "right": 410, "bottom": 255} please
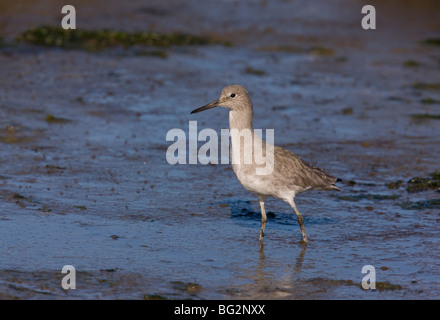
{"left": 1, "top": 0, "right": 440, "bottom": 299}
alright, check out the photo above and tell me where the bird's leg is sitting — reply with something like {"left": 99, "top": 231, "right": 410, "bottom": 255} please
{"left": 259, "top": 201, "right": 267, "bottom": 241}
{"left": 290, "top": 200, "right": 308, "bottom": 244}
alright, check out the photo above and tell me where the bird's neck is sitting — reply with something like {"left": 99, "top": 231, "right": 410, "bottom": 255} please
{"left": 229, "top": 109, "right": 254, "bottom": 132}
{"left": 228, "top": 108, "right": 271, "bottom": 173}
{"left": 229, "top": 109, "right": 258, "bottom": 167}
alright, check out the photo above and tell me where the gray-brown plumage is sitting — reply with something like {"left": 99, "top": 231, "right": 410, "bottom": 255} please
{"left": 273, "top": 146, "right": 340, "bottom": 192}
{"left": 191, "top": 85, "right": 340, "bottom": 243}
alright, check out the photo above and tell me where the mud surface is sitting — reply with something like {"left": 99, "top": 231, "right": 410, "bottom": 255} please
{"left": 1, "top": 0, "right": 440, "bottom": 299}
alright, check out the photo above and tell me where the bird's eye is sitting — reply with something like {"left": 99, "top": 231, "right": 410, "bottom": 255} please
{"left": 230, "top": 93, "right": 236, "bottom": 98}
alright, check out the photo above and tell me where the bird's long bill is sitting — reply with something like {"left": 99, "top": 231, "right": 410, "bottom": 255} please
{"left": 190, "top": 99, "right": 220, "bottom": 114}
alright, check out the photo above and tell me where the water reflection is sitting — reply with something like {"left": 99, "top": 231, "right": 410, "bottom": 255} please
{"left": 224, "top": 198, "right": 309, "bottom": 295}
{"left": 237, "top": 238, "right": 308, "bottom": 299}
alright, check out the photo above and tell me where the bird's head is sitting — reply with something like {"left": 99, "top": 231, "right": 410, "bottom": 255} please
{"left": 191, "top": 85, "right": 253, "bottom": 114}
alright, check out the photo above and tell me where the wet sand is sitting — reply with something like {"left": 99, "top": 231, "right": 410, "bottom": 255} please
{"left": 1, "top": 0, "right": 440, "bottom": 299}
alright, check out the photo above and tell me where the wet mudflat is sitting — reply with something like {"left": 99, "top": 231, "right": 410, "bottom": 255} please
{"left": 0, "top": 0, "right": 440, "bottom": 299}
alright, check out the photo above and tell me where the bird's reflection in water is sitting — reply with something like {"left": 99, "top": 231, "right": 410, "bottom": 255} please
{"left": 239, "top": 239, "right": 308, "bottom": 299}
{"left": 257, "top": 240, "right": 307, "bottom": 278}
{"left": 224, "top": 198, "right": 309, "bottom": 299}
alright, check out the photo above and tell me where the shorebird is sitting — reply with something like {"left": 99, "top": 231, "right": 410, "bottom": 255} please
{"left": 191, "top": 85, "right": 340, "bottom": 243}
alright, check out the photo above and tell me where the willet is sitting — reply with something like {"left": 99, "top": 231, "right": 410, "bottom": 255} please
{"left": 191, "top": 85, "right": 340, "bottom": 243}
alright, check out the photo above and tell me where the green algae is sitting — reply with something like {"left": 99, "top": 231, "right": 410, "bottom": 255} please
{"left": 144, "top": 294, "right": 167, "bottom": 300}
{"left": 407, "top": 172, "right": 440, "bottom": 193}
{"left": 400, "top": 199, "right": 440, "bottom": 210}
{"left": 16, "top": 26, "right": 229, "bottom": 51}
{"left": 257, "top": 44, "right": 335, "bottom": 56}
{"left": 45, "top": 114, "right": 71, "bottom": 124}
{"left": 306, "top": 277, "right": 403, "bottom": 292}
{"left": 420, "top": 97, "right": 440, "bottom": 104}
{"left": 308, "top": 46, "right": 335, "bottom": 55}
{"left": 13, "top": 194, "right": 31, "bottom": 202}
{"left": 171, "top": 281, "right": 203, "bottom": 294}
{"left": 431, "top": 172, "right": 440, "bottom": 180}
{"left": 245, "top": 67, "right": 267, "bottom": 76}
{"left": 45, "top": 165, "right": 67, "bottom": 171}
{"left": 136, "top": 49, "right": 168, "bottom": 59}
{"left": 386, "top": 172, "right": 440, "bottom": 193}
{"left": 0, "top": 125, "right": 38, "bottom": 144}
{"left": 257, "top": 45, "right": 303, "bottom": 53}
{"left": 374, "top": 281, "right": 403, "bottom": 291}
{"left": 342, "top": 107, "right": 353, "bottom": 115}
{"left": 410, "top": 113, "right": 440, "bottom": 121}
{"left": 337, "top": 194, "right": 400, "bottom": 202}
{"left": 412, "top": 82, "right": 440, "bottom": 90}
{"left": 404, "top": 60, "right": 420, "bottom": 67}
{"left": 421, "top": 38, "right": 440, "bottom": 46}
{"left": 385, "top": 180, "right": 403, "bottom": 190}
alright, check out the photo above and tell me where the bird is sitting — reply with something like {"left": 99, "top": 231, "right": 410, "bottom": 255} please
{"left": 191, "top": 85, "right": 340, "bottom": 243}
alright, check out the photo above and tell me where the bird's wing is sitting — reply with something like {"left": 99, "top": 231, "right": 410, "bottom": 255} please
{"left": 273, "top": 145, "right": 339, "bottom": 191}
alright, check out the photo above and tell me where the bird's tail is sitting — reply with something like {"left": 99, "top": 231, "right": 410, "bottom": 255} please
{"left": 332, "top": 178, "right": 343, "bottom": 191}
